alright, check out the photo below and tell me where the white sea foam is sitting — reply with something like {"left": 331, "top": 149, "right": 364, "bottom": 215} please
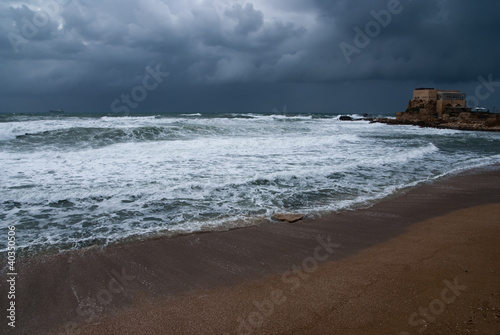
{"left": 180, "top": 113, "right": 202, "bottom": 116}
{"left": 1, "top": 113, "right": 500, "bottom": 251}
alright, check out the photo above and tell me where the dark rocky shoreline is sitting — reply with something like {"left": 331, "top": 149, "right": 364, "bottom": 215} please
{"left": 338, "top": 115, "right": 500, "bottom": 132}
{"left": 371, "top": 117, "right": 500, "bottom": 132}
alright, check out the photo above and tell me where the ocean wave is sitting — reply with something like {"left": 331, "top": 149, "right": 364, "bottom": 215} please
{"left": 1, "top": 113, "right": 500, "bottom": 252}
{"left": 180, "top": 113, "right": 202, "bottom": 117}
{"left": 3, "top": 124, "right": 236, "bottom": 150}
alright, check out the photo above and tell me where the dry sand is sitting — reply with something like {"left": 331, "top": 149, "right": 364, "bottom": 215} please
{"left": 1, "top": 166, "right": 499, "bottom": 334}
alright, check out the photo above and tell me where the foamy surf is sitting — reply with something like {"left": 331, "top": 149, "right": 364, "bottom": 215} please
{"left": 1, "top": 112, "right": 499, "bottom": 252}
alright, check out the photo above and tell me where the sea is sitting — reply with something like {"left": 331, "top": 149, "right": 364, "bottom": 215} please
{"left": 1, "top": 112, "right": 500, "bottom": 253}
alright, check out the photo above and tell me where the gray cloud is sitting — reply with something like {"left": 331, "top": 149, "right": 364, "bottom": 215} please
{"left": 224, "top": 3, "right": 263, "bottom": 36}
{"left": 0, "top": 0, "right": 499, "bottom": 114}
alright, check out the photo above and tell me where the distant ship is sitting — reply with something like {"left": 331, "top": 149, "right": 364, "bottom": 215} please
{"left": 49, "top": 108, "right": 64, "bottom": 114}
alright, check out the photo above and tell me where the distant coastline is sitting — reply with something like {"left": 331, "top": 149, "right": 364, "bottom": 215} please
{"left": 371, "top": 117, "right": 500, "bottom": 132}
{"left": 338, "top": 114, "right": 500, "bottom": 131}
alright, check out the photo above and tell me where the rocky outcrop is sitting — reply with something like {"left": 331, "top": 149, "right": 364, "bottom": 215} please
{"left": 387, "top": 98, "right": 500, "bottom": 131}
{"left": 383, "top": 87, "right": 500, "bottom": 131}
{"left": 339, "top": 115, "right": 354, "bottom": 121}
{"left": 338, "top": 114, "right": 374, "bottom": 122}
{"left": 372, "top": 117, "right": 500, "bottom": 132}
{"left": 397, "top": 99, "right": 438, "bottom": 123}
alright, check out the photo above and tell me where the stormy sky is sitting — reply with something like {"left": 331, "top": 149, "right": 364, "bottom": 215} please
{"left": 1, "top": 0, "right": 499, "bottom": 114}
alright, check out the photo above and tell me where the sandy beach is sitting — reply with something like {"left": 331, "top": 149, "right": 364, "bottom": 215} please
{"left": 2, "top": 166, "right": 499, "bottom": 334}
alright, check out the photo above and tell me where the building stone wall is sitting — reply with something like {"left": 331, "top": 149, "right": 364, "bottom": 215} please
{"left": 400, "top": 88, "right": 468, "bottom": 120}
{"left": 412, "top": 88, "right": 438, "bottom": 101}
{"left": 394, "top": 87, "right": 500, "bottom": 130}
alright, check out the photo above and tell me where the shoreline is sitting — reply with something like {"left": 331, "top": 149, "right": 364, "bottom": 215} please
{"left": 63, "top": 203, "right": 500, "bottom": 335}
{"left": 338, "top": 115, "right": 500, "bottom": 131}
{"left": 371, "top": 117, "right": 500, "bottom": 132}
{"left": 7, "top": 162, "right": 498, "bottom": 258}
{"left": 1, "top": 165, "right": 499, "bottom": 334}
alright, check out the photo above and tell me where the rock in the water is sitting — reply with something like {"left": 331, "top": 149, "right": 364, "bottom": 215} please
{"left": 339, "top": 115, "right": 353, "bottom": 121}
{"left": 272, "top": 213, "right": 306, "bottom": 223}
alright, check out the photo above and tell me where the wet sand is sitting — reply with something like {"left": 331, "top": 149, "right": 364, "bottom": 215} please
{"left": 2, "top": 166, "right": 500, "bottom": 334}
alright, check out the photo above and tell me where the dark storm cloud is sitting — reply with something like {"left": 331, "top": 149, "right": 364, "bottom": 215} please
{"left": 224, "top": 3, "right": 263, "bottom": 36}
{"left": 329, "top": 0, "right": 500, "bottom": 82}
{"left": 0, "top": 0, "right": 499, "bottom": 113}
